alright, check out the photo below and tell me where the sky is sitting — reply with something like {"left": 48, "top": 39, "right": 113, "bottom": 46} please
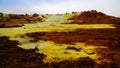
{"left": 0, "top": 0, "right": 120, "bottom": 17}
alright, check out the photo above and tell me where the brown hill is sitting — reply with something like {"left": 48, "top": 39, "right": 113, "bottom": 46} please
{"left": 0, "top": 13, "right": 46, "bottom": 28}
{"left": 66, "top": 10, "right": 120, "bottom": 25}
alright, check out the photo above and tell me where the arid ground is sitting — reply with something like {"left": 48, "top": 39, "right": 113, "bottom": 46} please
{"left": 0, "top": 10, "right": 120, "bottom": 68}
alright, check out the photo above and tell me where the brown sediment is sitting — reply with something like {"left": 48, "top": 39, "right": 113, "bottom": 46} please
{"left": 95, "top": 48, "right": 120, "bottom": 68}
{"left": 26, "top": 28, "right": 120, "bottom": 48}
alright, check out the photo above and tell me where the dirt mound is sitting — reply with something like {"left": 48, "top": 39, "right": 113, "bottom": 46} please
{"left": 66, "top": 10, "right": 120, "bottom": 25}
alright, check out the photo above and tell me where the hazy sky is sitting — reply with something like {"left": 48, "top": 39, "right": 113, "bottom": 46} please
{"left": 0, "top": 0, "right": 119, "bottom": 16}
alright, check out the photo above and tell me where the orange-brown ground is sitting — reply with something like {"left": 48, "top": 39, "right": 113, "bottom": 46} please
{"left": 0, "top": 36, "right": 119, "bottom": 68}
{"left": 26, "top": 28, "right": 120, "bottom": 68}
{"left": 26, "top": 29, "right": 120, "bottom": 47}
{"left": 1, "top": 10, "right": 120, "bottom": 68}
{"left": 25, "top": 11, "right": 120, "bottom": 68}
